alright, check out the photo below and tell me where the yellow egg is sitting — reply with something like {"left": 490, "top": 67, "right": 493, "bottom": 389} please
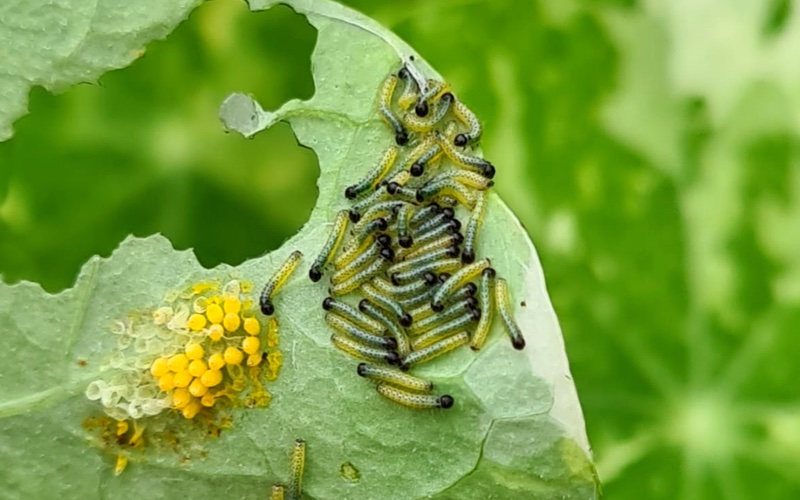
{"left": 182, "top": 400, "right": 202, "bottom": 419}
{"left": 224, "top": 297, "right": 242, "bottom": 315}
{"left": 188, "top": 359, "right": 207, "bottom": 378}
{"left": 243, "top": 317, "right": 261, "bottom": 335}
{"left": 129, "top": 423, "right": 145, "bottom": 447}
{"left": 167, "top": 353, "right": 189, "bottom": 373}
{"left": 242, "top": 336, "right": 260, "bottom": 355}
{"left": 208, "top": 353, "right": 226, "bottom": 370}
{"left": 173, "top": 370, "right": 193, "bottom": 388}
{"left": 150, "top": 357, "right": 170, "bottom": 378}
{"left": 201, "top": 369, "right": 223, "bottom": 388}
{"left": 116, "top": 420, "right": 129, "bottom": 436}
{"left": 224, "top": 346, "right": 244, "bottom": 366}
{"left": 206, "top": 303, "right": 224, "bottom": 324}
{"left": 247, "top": 353, "right": 262, "bottom": 367}
{"left": 208, "top": 324, "right": 224, "bottom": 342}
{"left": 187, "top": 313, "right": 207, "bottom": 331}
{"left": 114, "top": 455, "right": 128, "bottom": 476}
{"left": 172, "top": 388, "right": 192, "bottom": 409}
{"left": 159, "top": 372, "right": 175, "bottom": 392}
{"left": 189, "top": 377, "right": 209, "bottom": 397}
{"left": 192, "top": 282, "right": 218, "bottom": 295}
{"left": 200, "top": 393, "right": 216, "bottom": 407}
{"left": 223, "top": 313, "right": 241, "bottom": 332}
{"left": 185, "top": 342, "right": 204, "bottom": 360}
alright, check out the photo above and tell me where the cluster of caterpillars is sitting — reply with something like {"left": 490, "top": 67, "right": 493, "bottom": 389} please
{"left": 302, "top": 60, "right": 527, "bottom": 410}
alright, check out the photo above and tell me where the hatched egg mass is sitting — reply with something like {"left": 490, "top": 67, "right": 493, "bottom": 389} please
{"left": 84, "top": 277, "right": 285, "bottom": 472}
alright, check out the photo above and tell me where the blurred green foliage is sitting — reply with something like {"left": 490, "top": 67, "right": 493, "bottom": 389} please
{"left": 0, "top": 0, "right": 318, "bottom": 291}
{"left": 1, "top": 0, "right": 799, "bottom": 498}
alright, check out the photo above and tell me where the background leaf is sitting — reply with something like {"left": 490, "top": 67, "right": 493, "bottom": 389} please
{"left": 0, "top": 0, "right": 594, "bottom": 498}
{"left": 0, "top": 0, "right": 202, "bottom": 141}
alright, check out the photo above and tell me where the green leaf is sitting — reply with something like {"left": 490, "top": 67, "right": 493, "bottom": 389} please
{"left": 0, "top": 0, "right": 202, "bottom": 142}
{"left": 663, "top": 0, "right": 800, "bottom": 125}
{"left": 546, "top": 1, "right": 800, "bottom": 498}
{"left": 0, "top": 0, "right": 596, "bottom": 498}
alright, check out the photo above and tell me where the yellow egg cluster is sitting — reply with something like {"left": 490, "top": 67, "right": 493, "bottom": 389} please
{"left": 86, "top": 279, "right": 282, "bottom": 425}
{"left": 152, "top": 280, "right": 282, "bottom": 419}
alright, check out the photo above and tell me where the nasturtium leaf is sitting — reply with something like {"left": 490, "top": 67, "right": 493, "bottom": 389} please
{"left": 0, "top": 0, "right": 202, "bottom": 142}
{"left": 0, "top": 0, "right": 597, "bottom": 498}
